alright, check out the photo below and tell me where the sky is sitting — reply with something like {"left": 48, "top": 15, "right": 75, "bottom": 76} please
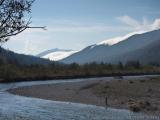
{"left": 3, "top": 0, "right": 160, "bottom": 55}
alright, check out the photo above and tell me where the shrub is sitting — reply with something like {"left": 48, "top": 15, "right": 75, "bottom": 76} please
{"left": 127, "top": 99, "right": 151, "bottom": 112}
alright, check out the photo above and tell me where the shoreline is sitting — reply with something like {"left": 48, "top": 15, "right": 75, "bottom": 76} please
{"left": 8, "top": 76, "right": 160, "bottom": 116}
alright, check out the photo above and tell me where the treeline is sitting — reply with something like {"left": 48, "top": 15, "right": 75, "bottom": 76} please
{"left": 0, "top": 58, "right": 160, "bottom": 83}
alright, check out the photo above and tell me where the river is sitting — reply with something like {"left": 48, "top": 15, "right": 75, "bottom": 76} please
{"left": 0, "top": 75, "right": 160, "bottom": 120}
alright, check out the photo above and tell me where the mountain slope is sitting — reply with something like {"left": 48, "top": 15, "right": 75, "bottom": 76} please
{"left": 61, "top": 29, "right": 160, "bottom": 64}
{"left": 114, "top": 39, "right": 160, "bottom": 64}
{"left": 0, "top": 47, "right": 51, "bottom": 65}
{"left": 37, "top": 48, "right": 77, "bottom": 61}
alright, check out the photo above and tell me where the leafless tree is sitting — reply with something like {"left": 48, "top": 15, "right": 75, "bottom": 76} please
{"left": 0, "top": 0, "right": 45, "bottom": 44}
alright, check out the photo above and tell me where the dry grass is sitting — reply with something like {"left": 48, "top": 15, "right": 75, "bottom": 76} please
{"left": 127, "top": 100, "right": 151, "bottom": 112}
{"left": 91, "top": 77, "right": 160, "bottom": 114}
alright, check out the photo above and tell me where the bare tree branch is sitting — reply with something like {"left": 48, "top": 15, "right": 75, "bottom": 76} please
{"left": 0, "top": 0, "right": 45, "bottom": 44}
{"left": 0, "top": 0, "right": 5, "bottom": 5}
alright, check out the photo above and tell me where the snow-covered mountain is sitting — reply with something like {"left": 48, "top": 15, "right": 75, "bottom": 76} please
{"left": 61, "top": 29, "right": 160, "bottom": 64}
{"left": 37, "top": 48, "right": 77, "bottom": 61}
{"left": 97, "top": 31, "right": 145, "bottom": 46}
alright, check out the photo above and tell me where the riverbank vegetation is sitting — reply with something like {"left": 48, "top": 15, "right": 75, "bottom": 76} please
{"left": 1, "top": 57, "right": 160, "bottom": 83}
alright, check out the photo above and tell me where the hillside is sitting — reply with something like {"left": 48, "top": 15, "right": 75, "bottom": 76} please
{"left": 0, "top": 47, "right": 52, "bottom": 65}
{"left": 61, "top": 29, "right": 160, "bottom": 64}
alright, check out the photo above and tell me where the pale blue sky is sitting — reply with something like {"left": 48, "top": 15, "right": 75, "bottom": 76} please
{"left": 4, "top": 0, "right": 160, "bottom": 55}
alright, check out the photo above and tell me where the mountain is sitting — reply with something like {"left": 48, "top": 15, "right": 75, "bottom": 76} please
{"left": 115, "top": 39, "right": 160, "bottom": 64}
{"left": 0, "top": 47, "right": 52, "bottom": 65}
{"left": 37, "top": 48, "right": 77, "bottom": 61}
{"left": 61, "top": 29, "right": 160, "bottom": 64}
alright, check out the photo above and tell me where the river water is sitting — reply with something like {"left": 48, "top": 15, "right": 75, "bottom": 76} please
{"left": 0, "top": 75, "right": 160, "bottom": 120}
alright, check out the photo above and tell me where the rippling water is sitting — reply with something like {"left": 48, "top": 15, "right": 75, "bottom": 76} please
{"left": 0, "top": 75, "right": 160, "bottom": 120}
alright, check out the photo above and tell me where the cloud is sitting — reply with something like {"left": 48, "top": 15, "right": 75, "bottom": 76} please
{"left": 117, "top": 16, "right": 141, "bottom": 29}
{"left": 117, "top": 15, "right": 160, "bottom": 32}
{"left": 152, "top": 19, "right": 160, "bottom": 30}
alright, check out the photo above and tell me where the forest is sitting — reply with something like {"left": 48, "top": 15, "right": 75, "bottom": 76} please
{"left": 0, "top": 58, "right": 160, "bottom": 83}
